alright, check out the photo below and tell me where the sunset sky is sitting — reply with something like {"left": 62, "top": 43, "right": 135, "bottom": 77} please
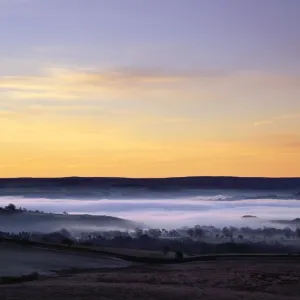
{"left": 1, "top": 0, "right": 300, "bottom": 178}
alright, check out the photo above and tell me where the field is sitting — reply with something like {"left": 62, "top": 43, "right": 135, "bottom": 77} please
{"left": 0, "top": 241, "right": 300, "bottom": 299}
{"left": 1, "top": 257, "right": 300, "bottom": 299}
{"left": 0, "top": 243, "right": 131, "bottom": 278}
{"left": 0, "top": 211, "right": 142, "bottom": 233}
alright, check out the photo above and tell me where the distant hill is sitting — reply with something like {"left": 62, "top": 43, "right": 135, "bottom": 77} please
{"left": 0, "top": 210, "right": 145, "bottom": 233}
{"left": 0, "top": 176, "right": 300, "bottom": 194}
{"left": 270, "top": 218, "right": 300, "bottom": 225}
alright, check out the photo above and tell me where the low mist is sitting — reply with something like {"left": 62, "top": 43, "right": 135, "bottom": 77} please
{"left": 1, "top": 193, "right": 299, "bottom": 231}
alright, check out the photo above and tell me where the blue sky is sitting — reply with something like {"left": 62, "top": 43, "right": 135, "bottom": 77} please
{"left": 1, "top": 0, "right": 300, "bottom": 72}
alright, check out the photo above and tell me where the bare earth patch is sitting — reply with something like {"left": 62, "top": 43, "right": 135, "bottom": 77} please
{"left": 1, "top": 258, "right": 300, "bottom": 300}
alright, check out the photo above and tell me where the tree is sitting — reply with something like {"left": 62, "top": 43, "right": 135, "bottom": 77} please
{"left": 161, "top": 229, "right": 168, "bottom": 236}
{"left": 175, "top": 251, "right": 183, "bottom": 260}
{"left": 283, "top": 227, "right": 292, "bottom": 239}
{"left": 62, "top": 237, "right": 74, "bottom": 247}
{"left": 222, "top": 227, "right": 233, "bottom": 239}
{"left": 5, "top": 203, "right": 16, "bottom": 212}
{"left": 169, "top": 230, "right": 180, "bottom": 238}
{"left": 187, "top": 228, "right": 194, "bottom": 237}
{"left": 296, "top": 228, "right": 300, "bottom": 239}
{"left": 163, "top": 246, "right": 171, "bottom": 255}
{"left": 134, "top": 228, "right": 143, "bottom": 238}
{"left": 194, "top": 225, "right": 204, "bottom": 238}
{"left": 148, "top": 229, "right": 161, "bottom": 239}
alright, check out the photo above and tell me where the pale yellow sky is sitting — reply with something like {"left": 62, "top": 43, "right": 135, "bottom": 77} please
{"left": 1, "top": 67, "right": 300, "bottom": 177}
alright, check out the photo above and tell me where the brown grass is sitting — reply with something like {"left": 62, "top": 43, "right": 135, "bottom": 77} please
{"left": 79, "top": 245, "right": 168, "bottom": 258}
{"left": 1, "top": 258, "right": 300, "bottom": 300}
{"left": 0, "top": 272, "right": 39, "bottom": 285}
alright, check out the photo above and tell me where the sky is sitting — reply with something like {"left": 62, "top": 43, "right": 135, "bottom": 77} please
{"left": 0, "top": 0, "right": 300, "bottom": 178}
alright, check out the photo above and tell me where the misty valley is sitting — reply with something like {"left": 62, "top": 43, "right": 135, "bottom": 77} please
{"left": 1, "top": 182, "right": 300, "bottom": 299}
{"left": 1, "top": 188, "right": 300, "bottom": 257}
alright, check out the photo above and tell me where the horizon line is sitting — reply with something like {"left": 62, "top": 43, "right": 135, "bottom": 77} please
{"left": 1, "top": 175, "right": 300, "bottom": 180}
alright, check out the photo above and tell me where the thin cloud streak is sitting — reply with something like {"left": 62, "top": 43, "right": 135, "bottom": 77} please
{"left": 1, "top": 67, "right": 300, "bottom": 103}
{"left": 253, "top": 120, "right": 274, "bottom": 127}
{"left": 253, "top": 113, "right": 300, "bottom": 127}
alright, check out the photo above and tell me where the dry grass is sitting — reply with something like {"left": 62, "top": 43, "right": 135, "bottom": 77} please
{"left": 0, "top": 243, "right": 130, "bottom": 278}
{"left": 0, "top": 272, "right": 39, "bottom": 285}
{"left": 4, "top": 239, "right": 181, "bottom": 262}
{"left": 1, "top": 258, "right": 300, "bottom": 300}
{"left": 80, "top": 245, "right": 173, "bottom": 258}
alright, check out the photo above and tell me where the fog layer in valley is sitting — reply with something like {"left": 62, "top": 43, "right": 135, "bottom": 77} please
{"left": 1, "top": 190, "right": 300, "bottom": 231}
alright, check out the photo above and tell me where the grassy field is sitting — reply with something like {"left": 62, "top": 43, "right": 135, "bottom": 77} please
{"left": 3, "top": 238, "right": 300, "bottom": 264}
{"left": 1, "top": 258, "right": 300, "bottom": 299}
{"left": 0, "top": 242, "right": 131, "bottom": 281}
{"left": 1, "top": 239, "right": 300, "bottom": 299}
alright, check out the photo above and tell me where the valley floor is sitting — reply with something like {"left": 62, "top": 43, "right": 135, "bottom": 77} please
{"left": 1, "top": 258, "right": 300, "bottom": 300}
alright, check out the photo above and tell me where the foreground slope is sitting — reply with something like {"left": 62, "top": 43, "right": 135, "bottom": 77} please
{"left": 0, "top": 243, "right": 131, "bottom": 277}
{"left": 1, "top": 258, "right": 300, "bottom": 299}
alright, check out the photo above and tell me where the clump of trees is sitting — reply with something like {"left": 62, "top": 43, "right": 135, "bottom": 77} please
{"left": 1, "top": 204, "right": 300, "bottom": 255}
{"left": 2, "top": 227, "right": 299, "bottom": 256}
{"left": 175, "top": 251, "right": 184, "bottom": 260}
{"left": 62, "top": 237, "right": 74, "bottom": 247}
{"left": 0, "top": 272, "right": 39, "bottom": 284}
{"left": 0, "top": 203, "right": 19, "bottom": 213}
{"left": 163, "top": 246, "right": 171, "bottom": 255}
{"left": 0, "top": 203, "right": 46, "bottom": 214}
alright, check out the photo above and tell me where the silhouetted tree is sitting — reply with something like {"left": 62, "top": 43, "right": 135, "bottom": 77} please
{"left": 134, "top": 228, "right": 143, "bottom": 238}
{"left": 187, "top": 228, "right": 194, "bottom": 237}
{"left": 222, "top": 227, "right": 233, "bottom": 239}
{"left": 163, "top": 246, "right": 171, "bottom": 255}
{"left": 194, "top": 225, "right": 204, "bottom": 238}
{"left": 283, "top": 227, "right": 293, "bottom": 239}
{"left": 5, "top": 203, "right": 16, "bottom": 212}
{"left": 62, "top": 237, "right": 74, "bottom": 247}
{"left": 148, "top": 229, "right": 161, "bottom": 239}
{"left": 175, "top": 251, "right": 183, "bottom": 260}
{"left": 238, "top": 234, "right": 244, "bottom": 240}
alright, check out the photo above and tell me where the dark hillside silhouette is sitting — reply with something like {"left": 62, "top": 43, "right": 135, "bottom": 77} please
{"left": 0, "top": 176, "right": 300, "bottom": 193}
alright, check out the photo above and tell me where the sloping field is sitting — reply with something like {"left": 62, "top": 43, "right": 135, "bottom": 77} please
{"left": 3, "top": 238, "right": 300, "bottom": 265}
{"left": 0, "top": 211, "right": 142, "bottom": 233}
{"left": 0, "top": 243, "right": 131, "bottom": 277}
{"left": 1, "top": 258, "right": 300, "bottom": 299}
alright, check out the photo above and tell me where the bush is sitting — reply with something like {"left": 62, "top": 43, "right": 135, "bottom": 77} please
{"left": 175, "top": 251, "right": 183, "bottom": 260}
{"left": 163, "top": 246, "right": 171, "bottom": 255}
{"left": 0, "top": 272, "right": 39, "bottom": 285}
{"left": 62, "top": 238, "right": 74, "bottom": 247}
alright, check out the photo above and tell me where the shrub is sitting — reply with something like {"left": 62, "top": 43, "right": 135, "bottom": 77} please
{"left": 62, "top": 237, "right": 74, "bottom": 247}
{"left": 163, "top": 246, "right": 171, "bottom": 255}
{"left": 0, "top": 272, "right": 39, "bottom": 285}
{"left": 175, "top": 251, "right": 183, "bottom": 260}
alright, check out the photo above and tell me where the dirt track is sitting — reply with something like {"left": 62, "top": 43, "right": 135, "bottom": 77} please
{"left": 1, "top": 258, "right": 300, "bottom": 300}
